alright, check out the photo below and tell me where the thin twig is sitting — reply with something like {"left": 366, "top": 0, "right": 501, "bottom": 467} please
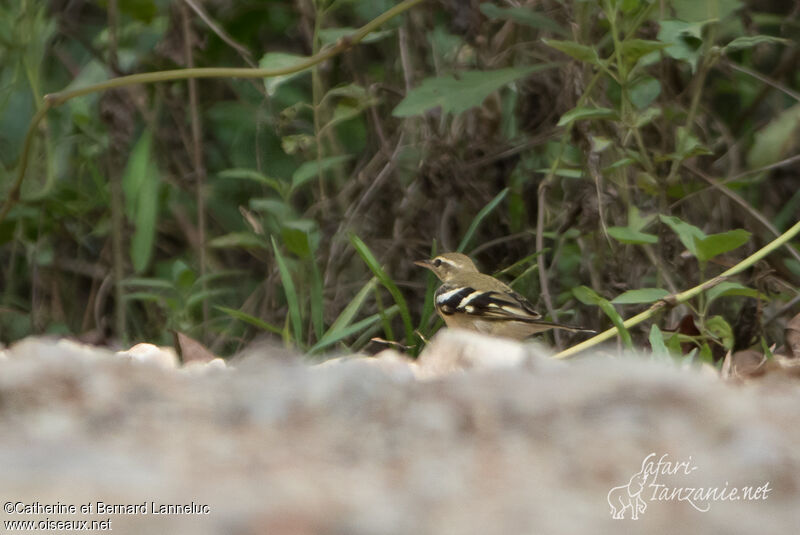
{"left": 181, "top": 2, "right": 209, "bottom": 339}
{"left": 684, "top": 163, "right": 800, "bottom": 266}
{"left": 470, "top": 231, "right": 536, "bottom": 256}
{"left": 663, "top": 26, "right": 717, "bottom": 187}
{"left": 345, "top": 133, "right": 405, "bottom": 223}
{"left": 106, "top": 0, "right": 126, "bottom": 341}
{"left": 536, "top": 180, "right": 562, "bottom": 348}
{"left": 183, "top": 0, "right": 255, "bottom": 66}
{"left": 672, "top": 153, "right": 800, "bottom": 208}
{"left": 724, "top": 59, "right": 800, "bottom": 103}
{"left": 398, "top": 26, "right": 413, "bottom": 93}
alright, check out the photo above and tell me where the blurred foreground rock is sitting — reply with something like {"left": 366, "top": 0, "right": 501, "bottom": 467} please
{"left": 1, "top": 333, "right": 799, "bottom": 534}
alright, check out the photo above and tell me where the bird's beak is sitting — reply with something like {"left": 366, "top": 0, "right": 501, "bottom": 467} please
{"left": 414, "top": 259, "right": 434, "bottom": 270}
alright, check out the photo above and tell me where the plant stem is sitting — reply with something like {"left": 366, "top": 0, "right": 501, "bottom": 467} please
{"left": 181, "top": 1, "right": 209, "bottom": 340}
{"left": 552, "top": 219, "right": 800, "bottom": 359}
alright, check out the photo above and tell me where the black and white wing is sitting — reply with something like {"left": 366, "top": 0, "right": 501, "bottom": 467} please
{"left": 434, "top": 284, "right": 542, "bottom": 322}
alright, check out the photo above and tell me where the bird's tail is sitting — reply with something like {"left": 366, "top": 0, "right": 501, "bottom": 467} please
{"left": 530, "top": 320, "right": 596, "bottom": 334}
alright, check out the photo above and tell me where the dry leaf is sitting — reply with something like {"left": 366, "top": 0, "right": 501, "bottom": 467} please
{"left": 727, "top": 349, "right": 766, "bottom": 379}
{"left": 174, "top": 332, "right": 219, "bottom": 364}
{"left": 675, "top": 315, "right": 700, "bottom": 355}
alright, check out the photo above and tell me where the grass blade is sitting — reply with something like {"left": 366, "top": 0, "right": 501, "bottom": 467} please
{"left": 572, "top": 285, "right": 633, "bottom": 349}
{"left": 375, "top": 285, "right": 395, "bottom": 341}
{"left": 457, "top": 188, "right": 508, "bottom": 252}
{"left": 327, "top": 277, "right": 378, "bottom": 333}
{"left": 215, "top": 306, "right": 283, "bottom": 335}
{"left": 271, "top": 236, "right": 303, "bottom": 346}
{"left": 312, "top": 277, "right": 378, "bottom": 352}
{"left": 349, "top": 233, "right": 414, "bottom": 345}
{"left": 310, "top": 255, "right": 324, "bottom": 340}
{"left": 309, "top": 309, "right": 390, "bottom": 355}
{"left": 415, "top": 241, "right": 439, "bottom": 352}
{"left": 352, "top": 305, "right": 400, "bottom": 349}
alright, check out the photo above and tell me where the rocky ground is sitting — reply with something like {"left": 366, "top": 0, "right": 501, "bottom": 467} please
{"left": 1, "top": 331, "right": 798, "bottom": 534}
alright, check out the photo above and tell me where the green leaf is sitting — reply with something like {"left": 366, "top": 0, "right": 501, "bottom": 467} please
{"left": 628, "top": 205, "right": 654, "bottom": 232}
{"left": 572, "top": 286, "right": 633, "bottom": 348}
{"left": 457, "top": 188, "right": 508, "bottom": 252}
{"left": 697, "top": 343, "right": 713, "bottom": 363}
{"left": 218, "top": 168, "right": 285, "bottom": 195}
{"left": 693, "top": 229, "right": 751, "bottom": 262}
{"left": 723, "top": 35, "right": 788, "bottom": 53}
{"left": 323, "top": 83, "right": 371, "bottom": 103}
{"left": 556, "top": 106, "right": 618, "bottom": 127}
{"left": 633, "top": 106, "right": 662, "bottom": 127}
{"left": 121, "top": 277, "right": 175, "bottom": 290}
{"left": 543, "top": 39, "right": 602, "bottom": 65}
{"left": 674, "top": 126, "right": 712, "bottom": 161}
{"left": 185, "top": 288, "right": 234, "bottom": 311}
{"left": 657, "top": 20, "right": 706, "bottom": 72}
{"left": 659, "top": 214, "right": 705, "bottom": 257}
{"left": 604, "top": 157, "right": 636, "bottom": 171}
{"left": 171, "top": 260, "right": 195, "bottom": 290}
{"left": 259, "top": 52, "right": 311, "bottom": 95}
{"left": 349, "top": 234, "right": 414, "bottom": 346}
{"left": 619, "top": 0, "right": 641, "bottom": 13}
{"left": 607, "top": 226, "right": 658, "bottom": 244}
{"left": 250, "top": 199, "right": 297, "bottom": 220}
{"left": 705, "top": 281, "right": 759, "bottom": 307}
{"left": 122, "top": 131, "right": 160, "bottom": 274}
{"left": 746, "top": 104, "right": 800, "bottom": 170}
{"left": 281, "top": 134, "right": 315, "bottom": 156}
{"left": 271, "top": 236, "right": 303, "bottom": 346}
{"left": 319, "top": 84, "right": 378, "bottom": 134}
{"left": 706, "top": 315, "right": 734, "bottom": 350}
{"left": 535, "top": 167, "right": 585, "bottom": 179}
{"left": 649, "top": 324, "right": 672, "bottom": 359}
{"left": 291, "top": 155, "right": 352, "bottom": 192}
{"left": 671, "top": 0, "right": 742, "bottom": 22}
{"left": 318, "top": 27, "right": 393, "bottom": 47}
{"left": 280, "top": 219, "right": 319, "bottom": 259}
{"left": 665, "top": 332, "right": 684, "bottom": 355}
{"left": 208, "top": 232, "right": 267, "bottom": 249}
{"left": 619, "top": 39, "right": 670, "bottom": 68}
{"left": 216, "top": 306, "right": 282, "bottom": 335}
{"left": 479, "top": 3, "right": 568, "bottom": 36}
{"left": 392, "top": 65, "right": 555, "bottom": 117}
{"left": 608, "top": 207, "right": 657, "bottom": 244}
{"left": 590, "top": 136, "right": 613, "bottom": 153}
{"left": 326, "top": 102, "right": 366, "bottom": 129}
{"left": 611, "top": 288, "right": 670, "bottom": 304}
{"left": 628, "top": 76, "right": 661, "bottom": 110}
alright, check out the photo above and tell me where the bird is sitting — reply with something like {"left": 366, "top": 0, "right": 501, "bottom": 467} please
{"left": 415, "top": 252, "right": 594, "bottom": 340}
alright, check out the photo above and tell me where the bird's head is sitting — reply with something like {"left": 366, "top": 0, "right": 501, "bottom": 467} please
{"left": 414, "top": 252, "right": 479, "bottom": 282}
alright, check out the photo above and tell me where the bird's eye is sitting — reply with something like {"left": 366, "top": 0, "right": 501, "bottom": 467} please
{"left": 433, "top": 258, "right": 442, "bottom": 267}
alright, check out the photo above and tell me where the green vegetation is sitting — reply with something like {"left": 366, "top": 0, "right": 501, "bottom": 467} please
{"left": 1, "top": 0, "right": 799, "bottom": 362}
